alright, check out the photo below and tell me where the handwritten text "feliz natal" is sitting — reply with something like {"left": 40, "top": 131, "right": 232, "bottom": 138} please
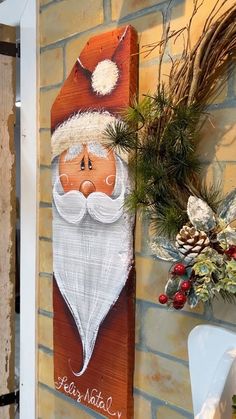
{"left": 55, "top": 376, "right": 122, "bottom": 418}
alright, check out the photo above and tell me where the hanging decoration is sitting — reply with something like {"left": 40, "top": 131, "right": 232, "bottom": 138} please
{"left": 156, "top": 193, "right": 236, "bottom": 309}
{"left": 105, "top": 1, "right": 236, "bottom": 309}
{"left": 51, "top": 26, "right": 138, "bottom": 418}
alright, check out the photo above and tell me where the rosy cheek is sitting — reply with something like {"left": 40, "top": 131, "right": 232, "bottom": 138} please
{"left": 105, "top": 174, "right": 116, "bottom": 187}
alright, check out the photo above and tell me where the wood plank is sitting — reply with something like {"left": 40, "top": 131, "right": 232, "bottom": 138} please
{"left": 52, "top": 25, "right": 138, "bottom": 419}
{"left": 53, "top": 271, "right": 135, "bottom": 418}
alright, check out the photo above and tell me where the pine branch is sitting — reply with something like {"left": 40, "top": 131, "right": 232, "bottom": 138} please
{"left": 150, "top": 203, "right": 188, "bottom": 239}
{"left": 104, "top": 121, "right": 137, "bottom": 153}
{"left": 198, "top": 182, "right": 223, "bottom": 212}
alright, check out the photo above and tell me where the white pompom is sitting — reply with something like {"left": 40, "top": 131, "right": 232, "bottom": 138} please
{"left": 91, "top": 59, "right": 119, "bottom": 96}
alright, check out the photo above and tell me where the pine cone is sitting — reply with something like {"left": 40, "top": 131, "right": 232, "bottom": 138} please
{"left": 175, "top": 225, "right": 210, "bottom": 264}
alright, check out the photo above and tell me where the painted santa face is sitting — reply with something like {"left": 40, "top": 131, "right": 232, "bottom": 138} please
{"left": 59, "top": 143, "right": 116, "bottom": 196}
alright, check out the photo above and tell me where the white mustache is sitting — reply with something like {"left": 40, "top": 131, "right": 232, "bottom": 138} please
{"left": 53, "top": 177, "right": 124, "bottom": 224}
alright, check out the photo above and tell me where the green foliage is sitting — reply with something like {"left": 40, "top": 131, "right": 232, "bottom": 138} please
{"left": 151, "top": 203, "right": 187, "bottom": 239}
{"left": 198, "top": 182, "right": 223, "bottom": 213}
{"left": 124, "top": 96, "right": 155, "bottom": 126}
{"left": 194, "top": 282, "right": 214, "bottom": 303}
{"left": 105, "top": 90, "right": 210, "bottom": 238}
{"left": 105, "top": 120, "right": 137, "bottom": 153}
{"left": 192, "top": 250, "right": 236, "bottom": 304}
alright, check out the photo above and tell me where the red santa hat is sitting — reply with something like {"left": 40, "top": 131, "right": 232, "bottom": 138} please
{"left": 51, "top": 25, "right": 138, "bottom": 162}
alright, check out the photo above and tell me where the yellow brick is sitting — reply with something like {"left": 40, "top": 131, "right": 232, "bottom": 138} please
{"left": 39, "top": 275, "right": 53, "bottom": 313}
{"left": 39, "top": 130, "right": 52, "bottom": 166}
{"left": 206, "top": 78, "right": 227, "bottom": 106}
{"left": 143, "top": 307, "right": 205, "bottom": 360}
{"left": 199, "top": 109, "right": 236, "bottom": 162}
{"left": 139, "top": 65, "right": 158, "bottom": 97}
{"left": 40, "top": 0, "right": 104, "bottom": 47}
{"left": 39, "top": 207, "right": 52, "bottom": 239}
{"left": 38, "top": 349, "right": 54, "bottom": 388}
{"left": 134, "top": 350, "right": 193, "bottom": 412}
{"left": 65, "top": 34, "right": 91, "bottom": 78}
{"left": 212, "top": 299, "right": 236, "bottom": 325}
{"left": 65, "top": 13, "right": 163, "bottom": 78}
{"left": 38, "top": 386, "right": 94, "bottom": 419}
{"left": 40, "top": 87, "right": 60, "bottom": 129}
{"left": 112, "top": 0, "right": 163, "bottom": 20}
{"left": 39, "top": 240, "right": 53, "bottom": 274}
{"left": 157, "top": 406, "right": 188, "bottom": 419}
{"left": 39, "top": 167, "right": 52, "bottom": 203}
{"left": 139, "top": 61, "right": 172, "bottom": 98}
{"left": 134, "top": 394, "right": 151, "bottom": 419}
{"left": 38, "top": 314, "right": 53, "bottom": 350}
{"left": 136, "top": 255, "right": 169, "bottom": 300}
{"left": 201, "top": 161, "right": 224, "bottom": 190}
{"left": 40, "top": 48, "right": 63, "bottom": 87}
{"left": 234, "top": 67, "right": 236, "bottom": 96}
{"left": 135, "top": 212, "right": 143, "bottom": 253}
{"left": 170, "top": 0, "right": 236, "bottom": 56}
{"left": 223, "top": 163, "right": 236, "bottom": 195}
{"left": 128, "top": 13, "right": 163, "bottom": 64}
{"left": 40, "top": 0, "right": 51, "bottom": 6}
{"left": 135, "top": 304, "right": 140, "bottom": 345}
{"left": 203, "top": 157, "right": 236, "bottom": 198}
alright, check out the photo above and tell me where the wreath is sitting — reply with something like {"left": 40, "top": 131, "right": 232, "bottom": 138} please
{"left": 105, "top": 1, "right": 236, "bottom": 310}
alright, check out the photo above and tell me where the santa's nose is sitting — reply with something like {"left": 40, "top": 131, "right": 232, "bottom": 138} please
{"left": 79, "top": 180, "right": 96, "bottom": 197}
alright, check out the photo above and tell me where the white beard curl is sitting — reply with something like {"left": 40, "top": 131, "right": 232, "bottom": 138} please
{"left": 52, "top": 156, "right": 134, "bottom": 376}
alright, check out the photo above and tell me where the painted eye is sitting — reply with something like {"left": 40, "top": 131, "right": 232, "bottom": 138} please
{"left": 81, "top": 157, "right": 85, "bottom": 170}
{"left": 88, "top": 158, "right": 92, "bottom": 170}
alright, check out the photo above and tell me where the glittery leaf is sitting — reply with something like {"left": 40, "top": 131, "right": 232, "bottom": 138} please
{"left": 218, "top": 188, "right": 236, "bottom": 224}
{"left": 165, "top": 278, "right": 180, "bottom": 297}
{"left": 150, "top": 237, "right": 180, "bottom": 262}
{"left": 217, "top": 226, "right": 236, "bottom": 246}
{"left": 187, "top": 196, "right": 216, "bottom": 231}
{"left": 187, "top": 286, "right": 199, "bottom": 308}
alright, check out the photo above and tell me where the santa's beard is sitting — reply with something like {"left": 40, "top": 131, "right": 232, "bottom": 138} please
{"left": 52, "top": 156, "right": 134, "bottom": 376}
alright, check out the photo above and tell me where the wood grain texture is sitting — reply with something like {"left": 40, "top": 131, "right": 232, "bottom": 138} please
{"left": 0, "top": 26, "right": 16, "bottom": 419}
{"left": 53, "top": 270, "right": 135, "bottom": 418}
{"left": 51, "top": 26, "right": 138, "bottom": 131}
{"left": 52, "top": 25, "right": 138, "bottom": 418}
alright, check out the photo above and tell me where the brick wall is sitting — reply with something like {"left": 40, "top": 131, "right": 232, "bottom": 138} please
{"left": 38, "top": 1, "right": 236, "bottom": 418}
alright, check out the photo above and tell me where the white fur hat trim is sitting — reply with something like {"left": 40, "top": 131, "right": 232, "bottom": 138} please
{"left": 51, "top": 111, "right": 128, "bottom": 162}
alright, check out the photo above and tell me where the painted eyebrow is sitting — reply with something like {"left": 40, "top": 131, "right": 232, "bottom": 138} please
{"left": 87, "top": 142, "right": 108, "bottom": 158}
{"left": 64, "top": 144, "right": 84, "bottom": 162}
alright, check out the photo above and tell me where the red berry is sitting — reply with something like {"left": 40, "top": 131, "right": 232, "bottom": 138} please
{"left": 225, "top": 246, "right": 236, "bottom": 257}
{"left": 158, "top": 294, "right": 168, "bottom": 304}
{"left": 173, "top": 263, "right": 186, "bottom": 276}
{"left": 232, "top": 253, "right": 236, "bottom": 260}
{"left": 173, "top": 301, "right": 184, "bottom": 310}
{"left": 180, "top": 280, "right": 191, "bottom": 292}
{"left": 174, "top": 291, "right": 187, "bottom": 305}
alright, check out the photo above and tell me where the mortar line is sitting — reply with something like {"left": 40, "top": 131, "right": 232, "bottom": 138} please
{"left": 38, "top": 382, "right": 105, "bottom": 418}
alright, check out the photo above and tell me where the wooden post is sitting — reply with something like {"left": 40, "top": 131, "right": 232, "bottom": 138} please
{"left": 0, "top": 24, "right": 16, "bottom": 419}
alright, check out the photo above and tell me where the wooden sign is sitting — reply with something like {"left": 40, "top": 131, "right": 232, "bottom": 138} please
{"left": 51, "top": 26, "right": 138, "bottom": 418}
